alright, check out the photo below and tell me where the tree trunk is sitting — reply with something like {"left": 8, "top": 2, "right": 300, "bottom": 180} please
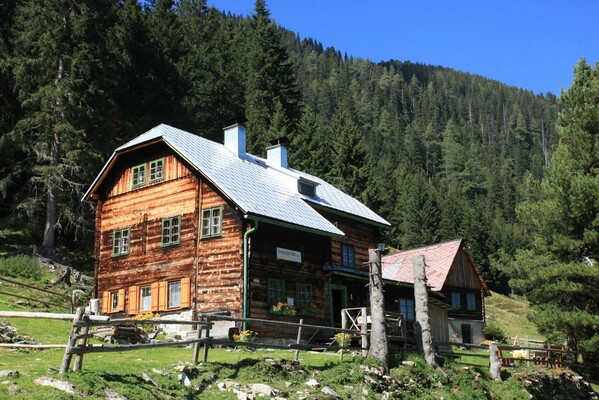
{"left": 413, "top": 254, "right": 438, "bottom": 368}
{"left": 367, "top": 248, "right": 388, "bottom": 373}
{"left": 489, "top": 342, "right": 502, "bottom": 380}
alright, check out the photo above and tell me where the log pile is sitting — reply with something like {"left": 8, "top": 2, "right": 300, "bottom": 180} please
{"left": 93, "top": 325, "right": 150, "bottom": 344}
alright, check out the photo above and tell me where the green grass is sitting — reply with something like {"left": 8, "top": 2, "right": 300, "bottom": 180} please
{"left": 485, "top": 291, "right": 544, "bottom": 341}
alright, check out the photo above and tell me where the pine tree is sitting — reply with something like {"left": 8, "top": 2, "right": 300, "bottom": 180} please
{"left": 509, "top": 59, "right": 599, "bottom": 367}
{"left": 11, "top": 0, "right": 114, "bottom": 256}
{"left": 245, "top": 0, "right": 301, "bottom": 154}
{"left": 328, "top": 106, "right": 370, "bottom": 201}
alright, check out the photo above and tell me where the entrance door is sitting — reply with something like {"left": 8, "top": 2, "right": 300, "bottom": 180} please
{"left": 461, "top": 324, "right": 472, "bottom": 344}
{"left": 329, "top": 284, "right": 347, "bottom": 327}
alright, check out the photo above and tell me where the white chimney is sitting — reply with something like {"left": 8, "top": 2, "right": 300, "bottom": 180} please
{"left": 266, "top": 138, "right": 288, "bottom": 169}
{"left": 224, "top": 123, "right": 246, "bottom": 158}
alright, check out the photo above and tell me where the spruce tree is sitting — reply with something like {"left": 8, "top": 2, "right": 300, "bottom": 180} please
{"left": 508, "top": 59, "right": 599, "bottom": 367}
{"left": 245, "top": 0, "right": 300, "bottom": 154}
{"left": 11, "top": 0, "right": 114, "bottom": 256}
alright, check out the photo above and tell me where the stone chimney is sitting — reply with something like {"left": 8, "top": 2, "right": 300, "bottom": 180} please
{"left": 223, "top": 123, "right": 246, "bottom": 158}
{"left": 266, "top": 137, "right": 289, "bottom": 169}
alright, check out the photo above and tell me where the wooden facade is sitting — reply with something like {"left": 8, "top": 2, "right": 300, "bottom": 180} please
{"left": 88, "top": 130, "right": 451, "bottom": 343}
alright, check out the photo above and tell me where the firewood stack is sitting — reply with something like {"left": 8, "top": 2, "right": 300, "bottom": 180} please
{"left": 93, "top": 325, "right": 150, "bottom": 344}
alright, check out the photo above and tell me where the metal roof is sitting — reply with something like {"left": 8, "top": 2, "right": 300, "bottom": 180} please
{"left": 84, "top": 124, "right": 390, "bottom": 237}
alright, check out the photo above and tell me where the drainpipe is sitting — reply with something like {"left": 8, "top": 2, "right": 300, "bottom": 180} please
{"left": 242, "top": 220, "right": 259, "bottom": 331}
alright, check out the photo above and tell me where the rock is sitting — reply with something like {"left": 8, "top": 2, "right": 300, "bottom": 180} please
{"left": 47, "top": 368, "right": 59, "bottom": 374}
{"left": 251, "top": 383, "right": 280, "bottom": 396}
{"left": 33, "top": 377, "right": 76, "bottom": 394}
{"left": 321, "top": 386, "right": 342, "bottom": 398}
{"left": 141, "top": 373, "right": 158, "bottom": 387}
{"left": 305, "top": 378, "right": 319, "bottom": 387}
{"left": 104, "top": 387, "right": 128, "bottom": 400}
{"left": 7, "top": 385, "right": 20, "bottom": 395}
{"left": 151, "top": 368, "right": 163, "bottom": 375}
{"left": 217, "top": 382, "right": 227, "bottom": 391}
{"left": 0, "top": 370, "right": 19, "bottom": 378}
{"left": 233, "top": 388, "right": 248, "bottom": 400}
{"left": 179, "top": 373, "right": 192, "bottom": 387}
{"left": 401, "top": 361, "right": 416, "bottom": 367}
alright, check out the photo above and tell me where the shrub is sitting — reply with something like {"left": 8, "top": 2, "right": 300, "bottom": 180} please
{"left": 482, "top": 323, "right": 507, "bottom": 342}
{"left": 0, "top": 255, "right": 41, "bottom": 280}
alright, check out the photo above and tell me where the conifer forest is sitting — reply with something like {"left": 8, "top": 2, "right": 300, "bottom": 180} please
{"left": 1, "top": 0, "right": 597, "bottom": 366}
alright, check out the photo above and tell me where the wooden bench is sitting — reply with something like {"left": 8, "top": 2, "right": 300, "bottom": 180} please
{"left": 497, "top": 345, "right": 515, "bottom": 367}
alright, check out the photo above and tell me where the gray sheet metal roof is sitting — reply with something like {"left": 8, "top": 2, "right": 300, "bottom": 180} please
{"left": 85, "top": 124, "right": 390, "bottom": 236}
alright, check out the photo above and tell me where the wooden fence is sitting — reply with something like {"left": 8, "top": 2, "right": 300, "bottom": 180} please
{"left": 0, "top": 276, "right": 85, "bottom": 313}
{"left": 0, "top": 310, "right": 573, "bottom": 374}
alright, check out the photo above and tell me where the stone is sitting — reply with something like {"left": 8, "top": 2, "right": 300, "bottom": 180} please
{"left": 33, "top": 377, "right": 76, "bottom": 394}
{"left": 401, "top": 361, "right": 416, "bottom": 367}
{"left": 179, "top": 373, "right": 192, "bottom": 387}
{"left": 321, "top": 386, "right": 342, "bottom": 398}
{"left": 151, "top": 368, "right": 163, "bottom": 375}
{"left": 233, "top": 388, "right": 248, "bottom": 400}
{"left": 141, "top": 373, "right": 158, "bottom": 387}
{"left": 7, "top": 385, "right": 20, "bottom": 395}
{"left": 104, "top": 387, "right": 128, "bottom": 400}
{"left": 0, "top": 370, "right": 19, "bottom": 378}
{"left": 1, "top": 381, "right": 11, "bottom": 385}
{"left": 305, "top": 378, "right": 319, "bottom": 387}
{"left": 251, "top": 383, "right": 279, "bottom": 396}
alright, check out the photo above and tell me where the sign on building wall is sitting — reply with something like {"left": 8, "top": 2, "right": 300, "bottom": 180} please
{"left": 276, "top": 247, "right": 302, "bottom": 263}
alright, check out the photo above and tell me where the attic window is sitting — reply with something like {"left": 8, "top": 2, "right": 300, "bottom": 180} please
{"left": 298, "top": 180, "right": 316, "bottom": 197}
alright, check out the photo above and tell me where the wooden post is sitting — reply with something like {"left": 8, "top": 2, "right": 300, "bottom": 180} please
{"left": 489, "top": 341, "right": 502, "bottom": 380}
{"left": 60, "top": 308, "right": 84, "bottom": 374}
{"left": 361, "top": 307, "right": 368, "bottom": 357}
{"left": 202, "top": 323, "right": 211, "bottom": 363}
{"left": 367, "top": 249, "right": 388, "bottom": 372}
{"left": 413, "top": 255, "right": 439, "bottom": 369}
{"left": 72, "top": 325, "right": 89, "bottom": 372}
{"left": 294, "top": 319, "right": 303, "bottom": 362}
{"left": 192, "top": 322, "right": 203, "bottom": 365}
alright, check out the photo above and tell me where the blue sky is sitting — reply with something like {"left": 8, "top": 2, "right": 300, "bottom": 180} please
{"left": 208, "top": 0, "right": 599, "bottom": 96}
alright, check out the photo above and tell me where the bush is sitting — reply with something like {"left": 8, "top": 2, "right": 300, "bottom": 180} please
{"left": 482, "top": 323, "right": 507, "bottom": 342}
{"left": 0, "top": 255, "right": 41, "bottom": 280}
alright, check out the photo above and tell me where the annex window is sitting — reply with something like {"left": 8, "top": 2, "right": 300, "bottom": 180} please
{"left": 112, "top": 228, "right": 130, "bottom": 256}
{"left": 140, "top": 286, "right": 151, "bottom": 312}
{"left": 111, "top": 291, "right": 119, "bottom": 312}
{"left": 298, "top": 180, "right": 316, "bottom": 197}
{"left": 201, "top": 207, "right": 222, "bottom": 238}
{"left": 168, "top": 281, "right": 181, "bottom": 308}
{"left": 451, "top": 292, "right": 461, "bottom": 309}
{"left": 149, "top": 158, "right": 164, "bottom": 183}
{"left": 466, "top": 292, "right": 476, "bottom": 311}
{"left": 132, "top": 163, "right": 146, "bottom": 188}
{"left": 341, "top": 244, "right": 355, "bottom": 268}
{"left": 267, "top": 278, "right": 286, "bottom": 306}
{"left": 399, "top": 298, "right": 415, "bottom": 321}
{"left": 296, "top": 283, "right": 313, "bottom": 310}
{"left": 161, "top": 216, "right": 181, "bottom": 246}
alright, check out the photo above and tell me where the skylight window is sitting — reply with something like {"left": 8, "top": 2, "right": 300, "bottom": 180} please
{"left": 298, "top": 180, "right": 316, "bottom": 197}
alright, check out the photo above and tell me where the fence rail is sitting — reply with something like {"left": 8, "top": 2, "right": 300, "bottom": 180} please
{"left": 0, "top": 277, "right": 86, "bottom": 312}
{"left": 0, "top": 310, "right": 573, "bottom": 374}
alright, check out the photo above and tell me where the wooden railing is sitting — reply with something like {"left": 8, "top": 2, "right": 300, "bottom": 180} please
{"left": 0, "top": 276, "right": 86, "bottom": 313}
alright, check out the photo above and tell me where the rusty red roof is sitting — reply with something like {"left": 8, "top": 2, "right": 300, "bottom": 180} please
{"left": 382, "top": 239, "right": 486, "bottom": 292}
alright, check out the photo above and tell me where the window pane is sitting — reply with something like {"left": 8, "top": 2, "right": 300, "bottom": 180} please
{"left": 202, "top": 210, "right": 211, "bottom": 237}
{"left": 150, "top": 159, "right": 164, "bottom": 182}
{"left": 451, "top": 292, "right": 461, "bottom": 309}
{"left": 111, "top": 292, "right": 118, "bottom": 310}
{"left": 466, "top": 293, "right": 476, "bottom": 311}
{"left": 168, "top": 281, "right": 181, "bottom": 308}
{"left": 211, "top": 208, "right": 221, "bottom": 235}
{"left": 140, "top": 287, "right": 151, "bottom": 311}
{"left": 171, "top": 218, "right": 180, "bottom": 242}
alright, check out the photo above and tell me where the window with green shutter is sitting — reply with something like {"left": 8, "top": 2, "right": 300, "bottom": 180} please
{"left": 201, "top": 207, "right": 223, "bottom": 238}
{"left": 267, "top": 278, "right": 285, "bottom": 306}
{"left": 132, "top": 164, "right": 146, "bottom": 188}
{"left": 161, "top": 216, "right": 181, "bottom": 246}
{"left": 112, "top": 228, "right": 130, "bottom": 256}
{"left": 149, "top": 158, "right": 164, "bottom": 183}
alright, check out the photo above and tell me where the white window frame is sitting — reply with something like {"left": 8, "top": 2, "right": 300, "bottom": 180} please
{"left": 168, "top": 281, "right": 181, "bottom": 308}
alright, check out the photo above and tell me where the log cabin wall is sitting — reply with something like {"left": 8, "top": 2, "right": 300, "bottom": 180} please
{"left": 96, "top": 146, "right": 244, "bottom": 317}
{"left": 196, "top": 180, "right": 243, "bottom": 315}
{"left": 442, "top": 251, "right": 484, "bottom": 320}
{"left": 322, "top": 211, "right": 380, "bottom": 273}
{"left": 247, "top": 223, "right": 331, "bottom": 337}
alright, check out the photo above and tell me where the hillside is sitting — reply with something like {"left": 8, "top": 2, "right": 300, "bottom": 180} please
{"left": 485, "top": 291, "right": 543, "bottom": 342}
{"left": 0, "top": 0, "right": 559, "bottom": 293}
